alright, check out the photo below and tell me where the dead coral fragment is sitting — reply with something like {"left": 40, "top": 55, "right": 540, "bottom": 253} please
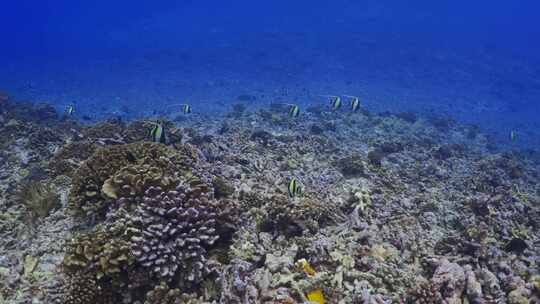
{"left": 333, "top": 155, "right": 365, "bottom": 178}
{"left": 434, "top": 144, "right": 464, "bottom": 160}
{"left": 81, "top": 121, "right": 124, "bottom": 141}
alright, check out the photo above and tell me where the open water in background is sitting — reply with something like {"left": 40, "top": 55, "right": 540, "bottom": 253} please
{"left": 1, "top": 0, "right": 539, "bottom": 149}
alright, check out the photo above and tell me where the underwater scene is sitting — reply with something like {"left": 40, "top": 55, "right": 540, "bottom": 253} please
{"left": 0, "top": 1, "right": 539, "bottom": 303}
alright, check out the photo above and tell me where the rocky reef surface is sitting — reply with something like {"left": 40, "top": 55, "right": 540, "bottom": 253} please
{"left": 0, "top": 91, "right": 539, "bottom": 303}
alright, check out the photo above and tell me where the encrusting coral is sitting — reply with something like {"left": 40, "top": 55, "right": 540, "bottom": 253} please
{"left": 257, "top": 194, "right": 343, "bottom": 236}
{"left": 68, "top": 142, "right": 198, "bottom": 220}
{"left": 101, "top": 164, "right": 177, "bottom": 200}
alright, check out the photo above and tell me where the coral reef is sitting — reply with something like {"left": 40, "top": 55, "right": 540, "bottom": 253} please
{"left": 56, "top": 273, "right": 121, "bottom": 304}
{"left": 68, "top": 142, "right": 198, "bottom": 219}
{"left": 48, "top": 140, "right": 97, "bottom": 177}
{"left": 54, "top": 135, "right": 238, "bottom": 302}
{"left": 62, "top": 222, "right": 134, "bottom": 282}
{"left": 143, "top": 282, "right": 183, "bottom": 304}
{"left": 127, "top": 183, "right": 225, "bottom": 284}
{"left": 333, "top": 154, "right": 365, "bottom": 178}
{"left": 0, "top": 94, "right": 539, "bottom": 303}
{"left": 18, "top": 181, "right": 61, "bottom": 223}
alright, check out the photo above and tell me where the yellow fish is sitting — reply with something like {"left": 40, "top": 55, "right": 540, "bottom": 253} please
{"left": 307, "top": 289, "right": 325, "bottom": 304}
{"left": 296, "top": 258, "right": 316, "bottom": 277}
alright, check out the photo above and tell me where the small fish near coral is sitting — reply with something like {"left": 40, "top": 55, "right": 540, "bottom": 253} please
{"left": 509, "top": 130, "right": 518, "bottom": 141}
{"left": 329, "top": 95, "right": 342, "bottom": 111}
{"left": 344, "top": 95, "right": 361, "bottom": 112}
{"left": 319, "top": 94, "right": 343, "bottom": 111}
{"left": 65, "top": 105, "right": 75, "bottom": 116}
{"left": 288, "top": 104, "right": 301, "bottom": 118}
{"left": 149, "top": 121, "right": 167, "bottom": 143}
{"left": 181, "top": 103, "right": 191, "bottom": 114}
{"left": 296, "top": 258, "right": 316, "bottom": 277}
{"left": 167, "top": 102, "right": 192, "bottom": 114}
{"left": 287, "top": 177, "right": 303, "bottom": 198}
{"left": 295, "top": 258, "right": 325, "bottom": 303}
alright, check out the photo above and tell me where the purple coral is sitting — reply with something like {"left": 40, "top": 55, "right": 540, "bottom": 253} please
{"left": 127, "top": 183, "right": 221, "bottom": 284}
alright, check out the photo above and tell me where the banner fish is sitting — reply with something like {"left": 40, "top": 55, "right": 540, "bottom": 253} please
{"left": 510, "top": 130, "right": 518, "bottom": 141}
{"left": 345, "top": 95, "right": 360, "bottom": 112}
{"left": 150, "top": 122, "right": 167, "bottom": 143}
{"left": 181, "top": 104, "right": 191, "bottom": 114}
{"left": 65, "top": 105, "right": 75, "bottom": 116}
{"left": 288, "top": 104, "right": 300, "bottom": 118}
{"left": 330, "top": 95, "right": 342, "bottom": 110}
{"left": 288, "top": 177, "right": 303, "bottom": 198}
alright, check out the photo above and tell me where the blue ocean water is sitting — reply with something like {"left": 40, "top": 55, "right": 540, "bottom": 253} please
{"left": 1, "top": 0, "right": 539, "bottom": 149}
